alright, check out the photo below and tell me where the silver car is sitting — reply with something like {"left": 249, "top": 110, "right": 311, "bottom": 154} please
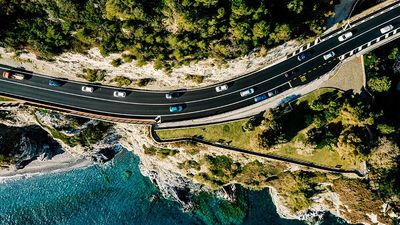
{"left": 240, "top": 88, "right": 255, "bottom": 97}
{"left": 338, "top": 32, "right": 353, "bottom": 42}
{"left": 323, "top": 51, "right": 335, "bottom": 60}
{"left": 81, "top": 86, "right": 94, "bottom": 93}
{"left": 215, "top": 84, "right": 228, "bottom": 92}
{"left": 113, "top": 91, "right": 126, "bottom": 98}
{"left": 380, "top": 24, "right": 393, "bottom": 34}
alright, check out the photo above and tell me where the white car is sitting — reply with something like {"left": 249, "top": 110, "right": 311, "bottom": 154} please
{"left": 338, "top": 32, "right": 353, "bottom": 42}
{"left": 81, "top": 86, "right": 94, "bottom": 93}
{"left": 113, "top": 91, "right": 126, "bottom": 98}
{"left": 380, "top": 24, "right": 394, "bottom": 34}
{"left": 215, "top": 84, "right": 228, "bottom": 92}
{"left": 240, "top": 88, "right": 254, "bottom": 97}
{"left": 323, "top": 51, "right": 335, "bottom": 60}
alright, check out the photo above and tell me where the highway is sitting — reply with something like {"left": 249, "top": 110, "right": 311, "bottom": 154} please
{"left": 1, "top": 2, "right": 400, "bottom": 122}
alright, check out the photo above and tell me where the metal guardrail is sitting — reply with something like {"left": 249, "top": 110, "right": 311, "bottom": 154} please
{"left": 150, "top": 125, "right": 366, "bottom": 177}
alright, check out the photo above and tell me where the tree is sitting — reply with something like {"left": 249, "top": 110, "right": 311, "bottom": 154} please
{"left": 367, "top": 76, "right": 391, "bottom": 92}
{"left": 287, "top": 0, "right": 303, "bottom": 14}
{"left": 269, "top": 24, "right": 292, "bottom": 44}
{"left": 252, "top": 21, "right": 270, "bottom": 39}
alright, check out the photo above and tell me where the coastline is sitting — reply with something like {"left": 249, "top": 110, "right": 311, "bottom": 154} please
{"left": 0, "top": 152, "right": 93, "bottom": 183}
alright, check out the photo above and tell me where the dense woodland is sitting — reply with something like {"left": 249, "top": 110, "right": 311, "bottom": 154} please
{"left": 0, "top": 0, "right": 336, "bottom": 68}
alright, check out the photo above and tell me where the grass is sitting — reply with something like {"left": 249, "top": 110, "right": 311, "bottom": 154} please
{"left": 156, "top": 88, "right": 362, "bottom": 170}
{"left": 157, "top": 119, "right": 252, "bottom": 148}
{"left": 0, "top": 96, "right": 14, "bottom": 101}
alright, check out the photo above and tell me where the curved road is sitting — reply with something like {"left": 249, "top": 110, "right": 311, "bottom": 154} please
{"left": 0, "top": 2, "right": 400, "bottom": 122}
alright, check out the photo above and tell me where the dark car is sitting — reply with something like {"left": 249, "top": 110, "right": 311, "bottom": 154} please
{"left": 254, "top": 94, "right": 267, "bottom": 103}
{"left": 169, "top": 104, "right": 184, "bottom": 113}
{"left": 297, "top": 51, "right": 312, "bottom": 62}
{"left": 165, "top": 92, "right": 182, "bottom": 99}
{"left": 284, "top": 69, "right": 297, "bottom": 78}
{"left": 48, "top": 79, "right": 63, "bottom": 87}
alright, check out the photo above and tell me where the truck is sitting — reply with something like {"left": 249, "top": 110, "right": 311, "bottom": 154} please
{"left": 2, "top": 71, "right": 25, "bottom": 80}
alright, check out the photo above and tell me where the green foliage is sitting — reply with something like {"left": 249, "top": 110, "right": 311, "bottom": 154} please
{"left": 81, "top": 69, "right": 106, "bottom": 82}
{"left": 136, "top": 78, "right": 154, "bottom": 87}
{"left": 367, "top": 76, "right": 391, "bottom": 92}
{"left": 185, "top": 74, "right": 205, "bottom": 84}
{"left": 111, "top": 58, "right": 123, "bottom": 67}
{"left": 112, "top": 76, "right": 132, "bottom": 87}
{"left": 0, "top": 0, "right": 336, "bottom": 64}
{"left": 257, "top": 110, "right": 287, "bottom": 149}
{"left": 143, "top": 145, "right": 179, "bottom": 158}
{"left": 377, "top": 124, "right": 397, "bottom": 135}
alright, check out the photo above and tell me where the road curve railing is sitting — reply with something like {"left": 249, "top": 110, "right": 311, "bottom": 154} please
{"left": 151, "top": 125, "right": 366, "bottom": 177}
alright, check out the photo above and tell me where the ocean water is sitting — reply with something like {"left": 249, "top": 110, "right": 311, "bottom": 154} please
{"left": 0, "top": 149, "right": 350, "bottom": 225}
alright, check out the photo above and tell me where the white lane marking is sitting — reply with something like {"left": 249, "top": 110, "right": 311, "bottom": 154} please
{"left": 0, "top": 79, "right": 291, "bottom": 118}
{"left": 0, "top": 79, "right": 168, "bottom": 106}
{"left": 358, "top": 46, "right": 363, "bottom": 51}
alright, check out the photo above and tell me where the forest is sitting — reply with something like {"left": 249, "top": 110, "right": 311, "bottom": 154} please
{"left": 0, "top": 0, "right": 336, "bottom": 69}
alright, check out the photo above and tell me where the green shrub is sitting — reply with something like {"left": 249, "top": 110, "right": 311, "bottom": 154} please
{"left": 137, "top": 78, "right": 155, "bottom": 87}
{"left": 112, "top": 76, "right": 132, "bottom": 87}
{"left": 111, "top": 58, "right": 123, "bottom": 67}
{"left": 185, "top": 74, "right": 205, "bottom": 84}
{"left": 81, "top": 69, "right": 106, "bottom": 82}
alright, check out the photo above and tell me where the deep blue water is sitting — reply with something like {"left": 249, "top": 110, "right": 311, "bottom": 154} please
{"left": 0, "top": 149, "right": 350, "bottom": 225}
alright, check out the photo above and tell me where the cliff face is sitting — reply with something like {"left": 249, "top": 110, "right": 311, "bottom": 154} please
{"left": 0, "top": 124, "right": 62, "bottom": 169}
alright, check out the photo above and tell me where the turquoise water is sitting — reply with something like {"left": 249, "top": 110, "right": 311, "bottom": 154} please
{"left": 0, "top": 149, "right": 350, "bottom": 225}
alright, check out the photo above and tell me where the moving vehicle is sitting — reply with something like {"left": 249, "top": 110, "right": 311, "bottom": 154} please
{"left": 81, "top": 86, "right": 94, "bottom": 93}
{"left": 323, "top": 51, "right": 335, "bottom": 60}
{"left": 113, "top": 91, "right": 126, "bottom": 98}
{"left": 267, "top": 89, "right": 279, "bottom": 97}
{"left": 338, "top": 32, "right": 353, "bottom": 42}
{"left": 169, "top": 104, "right": 184, "bottom": 113}
{"left": 165, "top": 92, "right": 181, "bottom": 99}
{"left": 254, "top": 94, "right": 267, "bottom": 102}
{"left": 48, "top": 79, "right": 63, "bottom": 87}
{"left": 215, "top": 84, "right": 228, "bottom": 92}
{"left": 284, "top": 69, "right": 296, "bottom": 78}
{"left": 380, "top": 24, "right": 394, "bottom": 34}
{"left": 240, "top": 88, "right": 254, "bottom": 97}
{"left": 2, "top": 71, "right": 24, "bottom": 80}
{"left": 297, "top": 51, "right": 311, "bottom": 61}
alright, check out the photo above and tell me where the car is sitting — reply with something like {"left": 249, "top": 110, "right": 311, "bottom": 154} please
{"left": 215, "top": 84, "right": 229, "bottom": 92}
{"left": 113, "top": 91, "right": 126, "bottom": 98}
{"left": 254, "top": 94, "right": 267, "bottom": 102}
{"left": 338, "top": 32, "right": 353, "bottom": 42}
{"left": 169, "top": 104, "right": 184, "bottom": 113}
{"left": 48, "top": 79, "right": 63, "bottom": 87}
{"left": 165, "top": 92, "right": 181, "bottom": 99}
{"left": 240, "top": 88, "right": 255, "bottom": 97}
{"left": 284, "top": 69, "right": 296, "bottom": 78}
{"left": 81, "top": 86, "right": 94, "bottom": 93}
{"left": 267, "top": 89, "right": 279, "bottom": 97}
{"left": 297, "top": 51, "right": 311, "bottom": 61}
{"left": 323, "top": 51, "right": 335, "bottom": 60}
{"left": 380, "top": 24, "right": 394, "bottom": 34}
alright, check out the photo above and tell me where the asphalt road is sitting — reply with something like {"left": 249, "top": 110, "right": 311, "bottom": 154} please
{"left": 1, "top": 2, "right": 400, "bottom": 122}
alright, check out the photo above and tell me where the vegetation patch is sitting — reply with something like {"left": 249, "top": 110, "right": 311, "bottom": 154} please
{"left": 136, "top": 78, "right": 155, "bottom": 87}
{"left": 80, "top": 69, "right": 106, "bottom": 82}
{"left": 143, "top": 145, "right": 179, "bottom": 158}
{"left": 112, "top": 76, "right": 132, "bottom": 87}
{"left": 0, "top": 0, "right": 336, "bottom": 64}
{"left": 185, "top": 74, "right": 205, "bottom": 84}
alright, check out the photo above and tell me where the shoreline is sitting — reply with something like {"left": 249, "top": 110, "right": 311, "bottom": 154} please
{"left": 0, "top": 152, "right": 93, "bottom": 183}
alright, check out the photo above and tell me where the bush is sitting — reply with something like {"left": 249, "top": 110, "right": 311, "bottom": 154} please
{"left": 81, "top": 69, "right": 106, "bottom": 82}
{"left": 137, "top": 78, "right": 155, "bottom": 87}
{"left": 185, "top": 74, "right": 205, "bottom": 84}
{"left": 111, "top": 58, "right": 123, "bottom": 67}
{"left": 367, "top": 76, "right": 391, "bottom": 92}
{"left": 112, "top": 76, "right": 132, "bottom": 87}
